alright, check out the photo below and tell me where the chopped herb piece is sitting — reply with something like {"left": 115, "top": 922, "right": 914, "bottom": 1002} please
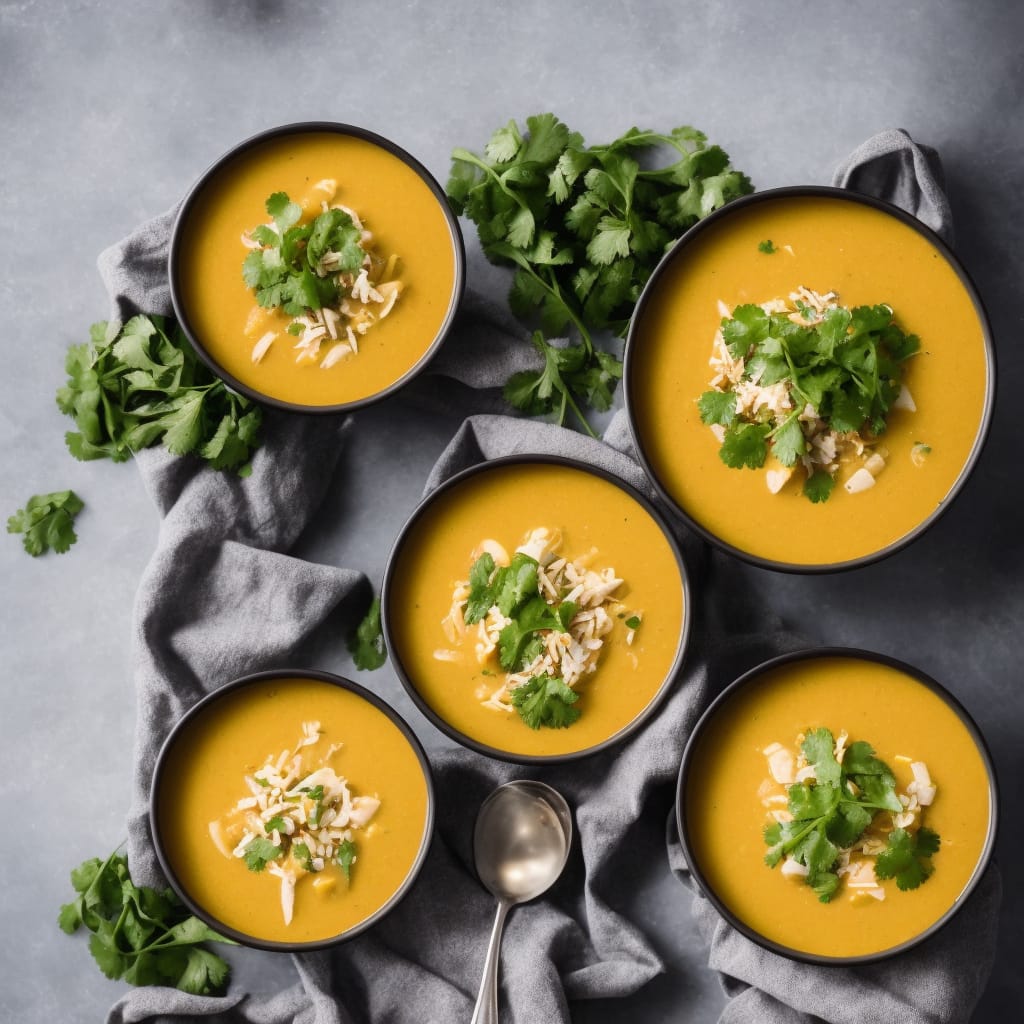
{"left": 758, "top": 239, "right": 777, "bottom": 254}
{"left": 625, "top": 615, "right": 641, "bottom": 630}
{"left": 292, "top": 842, "right": 313, "bottom": 871}
{"left": 803, "top": 471, "right": 835, "bottom": 504}
{"left": 349, "top": 595, "right": 386, "bottom": 671}
{"left": 698, "top": 390, "right": 738, "bottom": 427}
{"left": 8, "top": 490, "right": 84, "bottom": 556}
{"left": 510, "top": 673, "right": 581, "bottom": 729}
{"left": 875, "top": 827, "right": 941, "bottom": 891}
{"left": 242, "top": 837, "right": 283, "bottom": 873}
{"left": 59, "top": 848, "right": 234, "bottom": 993}
{"left": 719, "top": 423, "right": 770, "bottom": 470}
{"left": 336, "top": 840, "right": 357, "bottom": 880}
{"left": 264, "top": 815, "right": 288, "bottom": 834}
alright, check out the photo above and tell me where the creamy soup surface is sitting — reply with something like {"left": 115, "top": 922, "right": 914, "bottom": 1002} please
{"left": 178, "top": 131, "right": 457, "bottom": 407}
{"left": 685, "top": 657, "right": 992, "bottom": 958}
{"left": 630, "top": 195, "right": 990, "bottom": 565}
{"left": 158, "top": 678, "right": 430, "bottom": 943}
{"left": 388, "top": 462, "right": 687, "bottom": 757}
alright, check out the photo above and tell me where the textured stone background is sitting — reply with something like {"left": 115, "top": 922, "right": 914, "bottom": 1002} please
{"left": 0, "top": 1, "right": 1020, "bottom": 1020}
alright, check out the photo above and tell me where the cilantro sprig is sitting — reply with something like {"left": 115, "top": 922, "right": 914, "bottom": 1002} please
{"left": 57, "top": 315, "right": 262, "bottom": 473}
{"left": 762, "top": 729, "right": 924, "bottom": 902}
{"left": 510, "top": 672, "right": 581, "bottom": 729}
{"left": 336, "top": 839, "right": 357, "bottom": 880}
{"left": 700, "top": 301, "right": 919, "bottom": 501}
{"left": 875, "top": 827, "right": 941, "bottom": 891}
{"left": 242, "top": 192, "right": 365, "bottom": 314}
{"left": 448, "top": 114, "right": 751, "bottom": 434}
{"left": 462, "top": 550, "right": 581, "bottom": 728}
{"left": 241, "top": 836, "right": 283, "bottom": 873}
{"left": 59, "top": 848, "right": 235, "bottom": 993}
{"left": 8, "top": 490, "right": 84, "bottom": 556}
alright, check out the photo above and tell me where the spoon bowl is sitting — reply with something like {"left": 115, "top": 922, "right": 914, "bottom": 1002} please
{"left": 471, "top": 781, "right": 572, "bottom": 1024}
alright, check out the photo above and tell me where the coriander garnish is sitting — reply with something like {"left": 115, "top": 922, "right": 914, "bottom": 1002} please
{"left": 700, "top": 290, "right": 920, "bottom": 501}
{"left": 763, "top": 728, "right": 940, "bottom": 902}
{"left": 758, "top": 239, "right": 777, "bottom": 254}
{"left": 59, "top": 848, "right": 235, "bottom": 993}
{"left": 443, "top": 528, "right": 629, "bottom": 729}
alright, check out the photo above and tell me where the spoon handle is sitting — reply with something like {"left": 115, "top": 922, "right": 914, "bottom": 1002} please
{"left": 470, "top": 900, "right": 511, "bottom": 1024}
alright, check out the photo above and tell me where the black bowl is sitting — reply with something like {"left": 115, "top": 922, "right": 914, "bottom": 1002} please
{"left": 150, "top": 669, "right": 435, "bottom": 952}
{"left": 675, "top": 647, "right": 999, "bottom": 965}
{"left": 381, "top": 454, "right": 693, "bottom": 765}
{"left": 168, "top": 121, "right": 465, "bottom": 415}
{"left": 624, "top": 185, "right": 996, "bottom": 573}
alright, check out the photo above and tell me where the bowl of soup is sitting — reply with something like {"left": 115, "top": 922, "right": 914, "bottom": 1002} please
{"left": 151, "top": 670, "right": 434, "bottom": 950}
{"left": 169, "top": 122, "right": 465, "bottom": 412}
{"left": 677, "top": 649, "right": 997, "bottom": 964}
{"left": 382, "top": 456, "right": 691, "bottom": 763}
{"left": 625, "top": 187, "right": 995, "bottom": 571}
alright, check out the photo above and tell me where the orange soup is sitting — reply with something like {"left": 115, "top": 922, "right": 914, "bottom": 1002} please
{"left": 156, "top": 677, "right": 430, "bottom": 944}
{"left": 629, "top": 193, "right": 991, "bottom": 566}
{"left": 386, "top": 461, "right": 688, "bottom": 758}
{"left": 175, "top": 129, "right": 459, "bottom": 408}
{"left": 683, "top": 656, "right": 993, "bottom": 959}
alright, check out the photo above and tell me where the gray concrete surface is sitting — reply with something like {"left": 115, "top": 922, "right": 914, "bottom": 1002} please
{"left": 1, "top": 1, "right": 1021, "bottom": 1021}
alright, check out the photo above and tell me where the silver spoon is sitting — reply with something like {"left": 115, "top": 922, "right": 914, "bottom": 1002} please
{"left": 470, "top": 780, "right": 572, "bottom": 1024}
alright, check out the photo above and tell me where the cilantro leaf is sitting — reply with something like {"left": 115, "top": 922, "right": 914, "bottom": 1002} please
{"left": 495, "top": 553, "right": 540, "bottom": 616}
{"left": 625, "top": 615, "right": 641, "bottom": 630}
{"left": 875, "top": 827, "right": 941, "bottom": 891}
{"left": 803, "top": 471, "right": 835, "bottom": 504}
{"left": 242, "top": 837, "right": 282, "bottom": 872}
{"left": 264, "top": 815, "right": 288, "bottom": 834}
{"left": 58, "top": 317, "right": 262, "bottom": 474}
{"left": 7, "top": 490, "right": 84, "bottom": 556}
{"left": 336, "top": 839, "right": 357, "bottom": 880}
{"left": 292, "top": 842, "right": 313, "bottom": 871}
{"left": 510, "top": 673, "right": 581, "bottom": 729}
{"left": 464, "top": 552, "right": 498, "bottom": 624}
{"left": 498, "top": 596, "right": 559, "bottom": 670}
{"left": 721, "top": 304, "right": 769, "bottom": 358}
{"left": 348, "top": 595, "right": 387, "bottom": 671}
{"left": 698, "top": 390, "right": 737, "bottom": 427}
{"left": 758, "top": 239, "right": 777, "bottom": 254}
{"left": 801, "top": 728, "right": 842, "bottom": 787}
{"left": 719, "top": 423, "right": 769, "bottom": 469}
{"left": 770, "top": 415, "right": 806, "bottom": 468}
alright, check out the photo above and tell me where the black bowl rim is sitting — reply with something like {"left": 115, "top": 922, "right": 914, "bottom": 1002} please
{"left": 167, "top": 120, "right": 467, "bottom": 415}
{"left": 149, "top": 668, "right": 436, "bottom": 952}
{"left": 623, "top": 184, "right": 997, "bottom": 575}
{"left": 381, "top": 453, "right": 693, "bottom": 765}
{"left": 675, "top": 646, "right": 1000, "bottom": 966}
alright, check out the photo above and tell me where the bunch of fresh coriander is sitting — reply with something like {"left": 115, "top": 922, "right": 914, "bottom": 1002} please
{"left": 447, "top": 113, "right": 752, "bottom": 434}
{"left": 59, "top": 848, "right": 235, "bottom": 993}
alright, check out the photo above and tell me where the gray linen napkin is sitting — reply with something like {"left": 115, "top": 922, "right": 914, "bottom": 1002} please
{"left": 101, "top": 130, "right": 999, "bottom": 1024}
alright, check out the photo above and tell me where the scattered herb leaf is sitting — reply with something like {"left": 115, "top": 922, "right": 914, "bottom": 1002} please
{"left": 758, "top": 239, "right": 777, "bottom": 254}
{"left": 510, "top": 672, "right": 581, "bottom": 729}
{"left": 8, "top": 490, "right": 84, "bottom": 556}
{"left": 625, "top": 615, "right": 641, "bottom": 630}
